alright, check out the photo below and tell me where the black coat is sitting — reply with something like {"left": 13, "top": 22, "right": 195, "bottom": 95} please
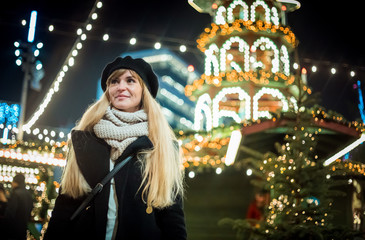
{"left": 44, "top": 130, "right": 187, "bottom": 240}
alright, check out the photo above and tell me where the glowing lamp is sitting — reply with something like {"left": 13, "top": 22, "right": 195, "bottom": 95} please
{"left": 225, "top": 130, "right": 242, "bottom": 166}
{"left": 324, "top": 134, "right": 365, "bottom": 166}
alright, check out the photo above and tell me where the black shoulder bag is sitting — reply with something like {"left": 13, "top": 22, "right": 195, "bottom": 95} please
{"left": 70, "top": 155, "right": 134, "bottom": 221}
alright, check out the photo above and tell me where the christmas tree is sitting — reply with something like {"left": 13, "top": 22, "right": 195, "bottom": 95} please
{"left": 219, "top": 79, "right": 361, "bottom": 239}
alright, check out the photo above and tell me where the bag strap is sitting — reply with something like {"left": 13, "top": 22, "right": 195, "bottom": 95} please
{"left": 70, "top": 155, "right": 134, "bottom": 221}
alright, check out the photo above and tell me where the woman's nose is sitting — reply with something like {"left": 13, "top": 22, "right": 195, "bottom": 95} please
{"left": 117, "top": 80, "right": 127, "bottom": 90}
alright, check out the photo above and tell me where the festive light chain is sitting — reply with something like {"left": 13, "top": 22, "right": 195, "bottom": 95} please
{"left": 0, "top": 164, "right": 39, "bottom": 184}
{"left": 179, "top": 107, "right": 365, "bottom": 173}
{"left": 194, "top": 93, "right": 213, "bottom": 131}
{"left": 179, "top": 132, "right": 231, "bottom": 172}
{"left": 227, "top": 0, "right": 250, "bottom": 23}
{"left": 1, "top": 124, "right": 70, "bottom": 147}
{"left": 2, "top": 139, "right": 68, "bottom": 167}
{"left": 212, "top": 87, "right": 251, "bottom": 128}
{"left": 331, "top": 159, "right": 365, "bottom": 177}
{"left": 214, "top": 0, "right": 279, "bottom": 27}
{"left": 192, "top": 87, "right": 362, "bottom": 133}
{"left": 39, "top": 21, "right": 364, "bottom": 78}
{"left": 185, "top": 70, "right": 296, "bottom": 97}
{"left": 24, "top": 5, "right": 364, "bottom": 79}
{"left": 182, "top": 136, "right": 230, "bottom": 152}
{"left": 252, "top": 87, "right": 289, "bottom": 120}
{"left": 201, "top": 35, "right": 291, "bottom": 84}
{"left": 23, "top": 0, "right": 104, "bottom": 130}
{"left": 183, "top": 155, "right": 226, "bottom": 170}
{"left": 5, "top": 140, "right": 68, "bottom": 155}
{"left": 192, "top": 86, "right": 299, "bottom": 131}
{"left": 197, "top": 20, "right": 297, "bottom": 52}
{"left": 0, "top": 148, "right": 66, "bottom": 167}
{"left": 311, "top": 108, "right": 365, "bottom": 132}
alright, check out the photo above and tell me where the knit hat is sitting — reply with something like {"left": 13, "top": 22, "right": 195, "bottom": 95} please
{"left": 101, "top": 56, "right": 159, "bottom": 98}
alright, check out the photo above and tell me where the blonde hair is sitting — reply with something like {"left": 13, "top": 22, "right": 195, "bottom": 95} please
{"left": 61, "top": 69, "right": 184, "bottom": 208}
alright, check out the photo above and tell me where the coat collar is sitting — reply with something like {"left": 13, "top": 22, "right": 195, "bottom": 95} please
{"left": 71, "top": 130, "right": 153, "bottom": 188}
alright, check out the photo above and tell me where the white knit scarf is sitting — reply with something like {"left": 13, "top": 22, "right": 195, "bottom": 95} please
{"left": 93, "top": 107, "right": 149, "bottom": 161}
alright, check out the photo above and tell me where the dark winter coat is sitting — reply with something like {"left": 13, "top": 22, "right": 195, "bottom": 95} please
{"left": 44, "top": 130, "right": 187, "bottom": 240}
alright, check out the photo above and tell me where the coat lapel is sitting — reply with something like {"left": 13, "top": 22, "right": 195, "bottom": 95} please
{"left": 71, "top": 130, "right": 110, "bottom": 188}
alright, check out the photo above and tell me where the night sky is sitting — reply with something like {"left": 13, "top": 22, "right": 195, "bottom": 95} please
{"left": 0, "top": 0, "right": 364, "bottom": 129}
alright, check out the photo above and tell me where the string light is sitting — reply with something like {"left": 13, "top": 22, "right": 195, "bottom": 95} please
{"left": 23, "top": 0, "right": 104, "bottom": 131}
{"left": 331, "top": 67, "right": 336, "bottom": 74}
{"left": 129, "top": 37, "right": 137, "bottom": 45}
{"left": 86, "top": 24, "right": 92, "bottom": 31}
{"left": 48, "top": 25, "right": 54, "bottom": 32}
{"left": 0, "top": 164, "right": 39, "bottom": 184}
{"left": 179, "top": 45, "right": 187, "bottom": 52}
{"left": 103, "top": 33, "right": 109, "bottom": 41}
{"left": 192, "top": 85, "right": 297, "bottom": 131}
{"left": 215, "top": 0, "right": 276, "bottom": 25}
{"left": 198, "top": 20, "right": 297, "bottom": 53}
{"left": 0, "top": 149, "right": 66, "bottom": 167}
{"left": 154, "top": 42, "right": 161, "bottom": 49}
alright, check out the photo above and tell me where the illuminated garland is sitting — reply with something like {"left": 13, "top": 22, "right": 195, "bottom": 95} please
{"left": 179, "top": 107, "right": 364, "bottom": 173}
{"left": 0, "top": 164, "right": 40, "bottom": 185}
{"left": 331, "top": 159, "right": 365, "bottom": 177}
{"left": 185, "top": 70, "right": 296, "bottom": 96}
{"left": 192, "top": 85, "right": 300, "bottom": 131}
{"left": 181, "top": 136, "right": 229, "bottom": 173}
{"left": 0, "top": 148, "right": 66, "bottom": 167}
{"left": 23, "top": 0, "right": 104, "bottom": 130}
{"left": 0, "top": 140, "right": 67, "bottom": 167}
{"left": 197, "top": 20, "right": 297, "bottom": 52}
{"left": 311, "top": 107, "right": 365, "bottom": 132}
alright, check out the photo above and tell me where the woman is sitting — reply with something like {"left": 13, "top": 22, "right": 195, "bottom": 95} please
{"left": 44, "top": 56, "right": 186, "bottom": 240}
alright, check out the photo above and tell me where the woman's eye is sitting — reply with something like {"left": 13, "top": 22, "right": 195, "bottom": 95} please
{"left": 111, "top": 79, "right": 118, "bottom": 84}
{"left": 127, "top": 78, "right": 136, "bottom": 83}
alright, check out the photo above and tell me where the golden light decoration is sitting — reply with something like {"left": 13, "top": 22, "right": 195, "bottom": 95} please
{"left": 180, "top": 135, "right": 231, "bottom": 169}
{"left": 183, "top": 155, "right": 225, "bottom": 169}
{"left": 331, "top": 159, "right": 365, "bottom": 176}
{"left": 0, "top": 146, "right": 66, "bottom": 167}
{"left": 185, "top": 70, "right": 296, "bottom": 96}
{"left": 197, "top": 20, "right": 297, "bottom": 52}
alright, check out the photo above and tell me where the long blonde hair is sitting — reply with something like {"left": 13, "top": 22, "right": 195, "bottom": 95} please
{"left": 61, "top": 69, "right": 184, "bottom": 208}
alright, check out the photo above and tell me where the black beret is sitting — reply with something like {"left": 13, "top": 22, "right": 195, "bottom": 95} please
{"left": 101, "top": 56, "right": 159, "bottom": 98}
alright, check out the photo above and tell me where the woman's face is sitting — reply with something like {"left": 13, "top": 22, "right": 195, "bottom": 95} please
{"left": 108, "top": 70, "right": 143, "bottom": 112}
